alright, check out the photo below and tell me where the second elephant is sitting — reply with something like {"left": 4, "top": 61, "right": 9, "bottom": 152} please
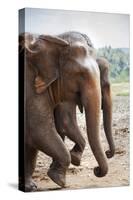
{"left": 51, "top": 32, "right": 115, "bottom": 170}
{"left": 54, "top": 57, "right": 115, "bottom": 167}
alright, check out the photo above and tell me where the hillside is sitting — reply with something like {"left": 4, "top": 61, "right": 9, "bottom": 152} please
{"left": 97, "top": 47, "right": 129, "bottom": 83}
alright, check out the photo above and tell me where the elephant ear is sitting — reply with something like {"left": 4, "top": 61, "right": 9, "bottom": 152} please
{"left": 26, "top": 34, "right": 69, "bottom": 94}
{"left": 36, "top": 35, "right": 69, "bottom": 94}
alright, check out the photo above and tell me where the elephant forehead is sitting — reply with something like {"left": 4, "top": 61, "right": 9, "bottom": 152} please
{"left": 77, "top": 57, "right": 100, "bottom": 77}
{"left": 70, "top": 42, "right": 88, "bottom": 57}
{"left": 85, "top": 58, "right": 100, "bottom": 77}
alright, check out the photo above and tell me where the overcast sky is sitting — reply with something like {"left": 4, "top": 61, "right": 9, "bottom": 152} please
{"left": 20, "top": 8, "right": 129, "bottom": 48}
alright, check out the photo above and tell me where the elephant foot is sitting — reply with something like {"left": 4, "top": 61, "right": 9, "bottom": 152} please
{"left": 47, "top": 165, "right": 66, "bottom": 187}
{"left": 23, "top": 179, "right": 37, "bottom": 192}
{"left": 70, "top": 150, "right": 82, "bottom": 166}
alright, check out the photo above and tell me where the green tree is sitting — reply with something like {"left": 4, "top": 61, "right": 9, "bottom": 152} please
{"left": 97, "top": 46, "right": 129, "bottom": 83}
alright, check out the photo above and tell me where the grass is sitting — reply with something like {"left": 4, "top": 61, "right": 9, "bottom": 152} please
{"left": 111, "top": 82, "right": 129, "bottom": 97}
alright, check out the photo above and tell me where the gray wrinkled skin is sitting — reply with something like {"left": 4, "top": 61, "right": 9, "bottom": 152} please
{"left": 19, "top": 31, "right": 114, "bottom": 191}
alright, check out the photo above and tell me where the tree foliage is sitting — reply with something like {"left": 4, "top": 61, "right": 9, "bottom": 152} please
{"left": 97, "top": 46, "right": 129, "bottom": 83}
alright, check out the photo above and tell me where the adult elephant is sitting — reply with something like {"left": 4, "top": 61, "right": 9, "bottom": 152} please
{"left": 53, "top": 57, "right": 115, "bottom": 167}
{"left": 19, "top": 31, "right": 109, "bottom": 191}
{"left": 52, "top": 32, "right": 115, "bottom": 167}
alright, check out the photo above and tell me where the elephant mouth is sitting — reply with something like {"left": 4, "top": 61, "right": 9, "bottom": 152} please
{"left": 76, "top": 92, "right": 83, "bottom": 113}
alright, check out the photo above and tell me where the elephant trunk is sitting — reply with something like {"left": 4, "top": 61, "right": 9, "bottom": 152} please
{"left": 102, "top": 85, "right": 115, "bottom": 158}
{"left": 82, "top": 82, "right": 108, "bottom": 177}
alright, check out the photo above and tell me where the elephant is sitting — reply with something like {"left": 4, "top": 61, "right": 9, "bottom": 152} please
{"left": 50, "top": 32, "right": 115, "bottom": 170}
{"left": 19, "top": 31, "right": 109, "bottom": 191}
{"left": 53, "top": 57, "right": 115, "bottom": 167}
{"left": 19, "top": 33, "right": 71, "bottom": 191}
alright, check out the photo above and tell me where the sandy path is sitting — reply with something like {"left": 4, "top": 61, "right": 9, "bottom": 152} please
{"left": 32, "top": 96, "right": 129, "bottom": 191}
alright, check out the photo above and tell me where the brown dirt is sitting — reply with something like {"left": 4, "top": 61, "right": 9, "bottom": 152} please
{"left": 32, "top": 96, "right": 129, "bottom": 191}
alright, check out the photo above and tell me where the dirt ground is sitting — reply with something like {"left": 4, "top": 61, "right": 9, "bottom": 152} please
{"left": 32, "top": 95, "right": 129, "bottom": 191}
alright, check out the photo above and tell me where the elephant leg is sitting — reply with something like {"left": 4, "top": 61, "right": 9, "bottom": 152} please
{"left": 97, "top": 57, "right": 115, "bottom": 158}
{"left": 50, "top": 108, "right": 65, "bottom": 169}
{"left": 34, "top": 127, "right": 71, "bottom": 187}
{"left": 64, "top": 122, "right": 85, "bottom": 166}
{"left": 24, "top": 144, "right": 38, "bottom": 192}
{"left": 54, "top": 103, "right": 86, "bottom": 166}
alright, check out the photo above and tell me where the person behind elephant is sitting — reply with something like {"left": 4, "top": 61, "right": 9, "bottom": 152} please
{"left": 19, "top": 31, "right": 111, "bottom": 192}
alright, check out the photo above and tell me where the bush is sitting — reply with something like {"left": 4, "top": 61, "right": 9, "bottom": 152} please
{"left": 97, "top": 46, "right": 129, "bottom": 83}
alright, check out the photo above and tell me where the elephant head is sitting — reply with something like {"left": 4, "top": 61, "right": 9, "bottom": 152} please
{"left": 25, "top": 32, "right": 108, "bottom": 177}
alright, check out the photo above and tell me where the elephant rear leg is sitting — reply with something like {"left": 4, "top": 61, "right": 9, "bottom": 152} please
{"left": 34, "top": 129, "right": 71, "bottom": 187}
